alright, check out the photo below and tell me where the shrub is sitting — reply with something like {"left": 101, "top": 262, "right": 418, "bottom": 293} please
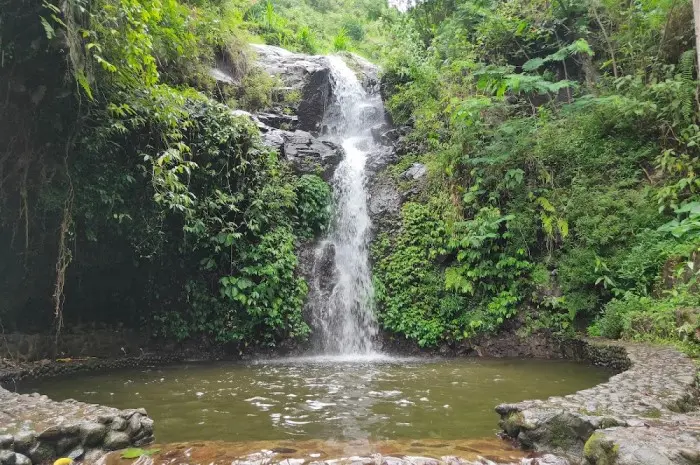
{"left": 238, "top": 68, "right": 276, "bottom": 111}
{"left": 590, "top": 286, "right": 699, "bottom": 345}
{"left": 333, "top": 28, "right": 350, "bottom": 51}
{"left": 294, "top": 175, "right": 332, "bottom": 239}
{"left": 343, "top": 20, "right": 365, "bottom": 41}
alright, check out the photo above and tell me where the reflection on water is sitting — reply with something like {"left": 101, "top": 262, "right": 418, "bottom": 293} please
{"left": 23, "top": 357, "right": 609, "bottom": 444}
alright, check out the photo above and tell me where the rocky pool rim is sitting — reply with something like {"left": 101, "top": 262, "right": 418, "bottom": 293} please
{"left": 1, "top": 333, "right": 698, "bottom": 465}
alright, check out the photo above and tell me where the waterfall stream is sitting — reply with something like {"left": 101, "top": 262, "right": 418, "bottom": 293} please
{"left": 309, "top": 56, "right": 383, "bottom": 355}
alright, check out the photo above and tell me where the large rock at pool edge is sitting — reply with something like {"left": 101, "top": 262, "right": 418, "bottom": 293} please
{"left": 251, "top": 44, "right": 332, "bottom": 134}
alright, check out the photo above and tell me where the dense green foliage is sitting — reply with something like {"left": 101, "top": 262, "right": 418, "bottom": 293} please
{"left": 374, "top": 0, "right": 699, "bottom": 349}
{"left": 0, "top": 0, "right": 335, "bottom": 346}
{"left": 1, "top": 0, "right": 698, "bottom": 353}
{"left": 243, "top": 0, "right": 394, "bottom": 56}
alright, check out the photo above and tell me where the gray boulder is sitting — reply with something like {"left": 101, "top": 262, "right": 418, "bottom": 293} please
{"left": 0, "top": 435, "right": 13, "bottom": 449}
{"left": 0, "top": 450, "right": 15, "bottom": 465}
{"left": 12, "top": 432, "right": 34, "bottom": 455}
{"left": 251, "top": 44, "right": 333, "bottom": 133}
{"left": 525, "top": 455, "right": 570, "bottom": 465}
{"left": 79, "top": 421, "right": 107, "bottom": 447}
{"left": 110, "top": 416, "right": 127, "bottom": 431}
{"left": 261, "top": 128, "right": 343, "bottom": 181}
{"left": 103, "top": 431, "right": 130, "bottom": 451}
{"left": 12, "top": 455, "right": 30, "bottom": 465}
{"left": 55, "top": 436, "right": 80, "bottom": 456}
{"left": 37, "top": 426, "right": 64, "bottom": 440}
{"left": 401, "top": 163, "right": 427, "bottom": 180}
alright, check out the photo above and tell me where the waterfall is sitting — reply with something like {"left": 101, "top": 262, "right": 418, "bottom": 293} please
{"left": 309, "top": 56, "right": 383, "bottom": 355}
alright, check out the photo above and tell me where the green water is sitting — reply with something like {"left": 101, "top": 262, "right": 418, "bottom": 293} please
{"left": 22, "top": 355, "right": 609, "bottom": 444}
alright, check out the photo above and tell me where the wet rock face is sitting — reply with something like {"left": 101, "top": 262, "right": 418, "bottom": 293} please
{"left": 257, "top": 112, "right": 300, "bottom": 131}
{"left": 371, "top": 123, "right": 403, "bottom": 146}
{"left": 496, "top": 341, "right": 700, "bottom": 465}
{"left": 250, "top": 43, "right": 398, "bottom": 222}
{"left": 313, "top": 242, "right": 337, "bottom": 296}
{"left": 260, "top": 127, "right": 344, "bottom": 181}
{"left": 226, "top": 109, "right": 345, "bottom": 182}
{"left": 298, "top": 241, "right": 340, "bottom": 339}
{"left": 368, "top": 171, "right": 402, "bottom": 233}
{"left": 336, "top": 51, "right": 381, "bottom": 94}
{"left": 251, "top": 44, "right": 333, "bottom": 134}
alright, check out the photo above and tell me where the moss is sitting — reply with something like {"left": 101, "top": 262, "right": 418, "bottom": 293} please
{"left": 547, "top": 428, "right": 571, "bottom": 449}
{"left": 640, "top": 407, "right": 662, "bottom": 419}
{"left": 501, "top": 412, "right": 525, "bottom": 437}
{"left": 599, "top": 416, "right": 624, "bottom": 428}
{"left": 584, "top": 432, "right": 619, "bottom": 465}
{"left": 545, "top": 416, "right": 578, "bottom": 449}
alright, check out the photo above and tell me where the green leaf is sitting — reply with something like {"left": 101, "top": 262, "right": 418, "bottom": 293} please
{"left": 121, "top": 448, "right": 160, "bottom": 459}
{"left": 522, "top": 58, "right": 545, "bottom": 72}
{"left": 40, "top": 17, "right": 55, "bottom": 39}
{"left": 75, "top": 71, "right": 93, "bottom": 101}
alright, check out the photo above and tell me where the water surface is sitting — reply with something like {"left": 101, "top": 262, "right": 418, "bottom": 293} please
{"left": 23, "top": 356, "right": 609, "bottom": 443}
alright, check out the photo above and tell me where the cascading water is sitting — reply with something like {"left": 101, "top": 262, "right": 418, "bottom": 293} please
{"left": 308, "top": 56, "right": 384, "bottom": 355}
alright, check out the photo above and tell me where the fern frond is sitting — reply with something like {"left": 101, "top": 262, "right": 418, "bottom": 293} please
{"left": 679, "top": 49, "right": 695, "bottom": 85}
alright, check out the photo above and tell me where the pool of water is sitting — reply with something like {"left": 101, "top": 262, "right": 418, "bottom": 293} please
{"left": 22, "top": 355, "right": 609, "bottom": 444}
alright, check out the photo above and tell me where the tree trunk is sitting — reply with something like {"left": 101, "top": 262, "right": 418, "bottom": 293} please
{"left": 694, "top": 0, "right": 700, "bottom": 70}
{"left": 590, "top": 1, "right": 618, "bottom": 78}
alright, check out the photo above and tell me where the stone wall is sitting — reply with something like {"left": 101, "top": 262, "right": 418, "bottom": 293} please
{"left": 0, "top": 354, "right": 183, "bottom": 388}
{"left": 0, "top": 355, "right": 183, "bottom": 465}
{"left": 0, "top": 330, "right": 147, "bottom": 363}
{"left": 496, "top": 340, "right": 700, "bottom": 465}
{"left": 558, "top": 339, "right": 632, "bottom": 372}
{"left": 0, "top": 393, "right": 154, "bottom": 465}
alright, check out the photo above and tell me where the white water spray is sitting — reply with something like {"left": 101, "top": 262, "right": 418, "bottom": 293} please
{"left": 309, "top": 56, "right": 384, "bottom": 355}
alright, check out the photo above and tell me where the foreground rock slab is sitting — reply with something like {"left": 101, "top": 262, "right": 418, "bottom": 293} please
{"left": 496, "top": 340, "right": 700, "bottom": 465}
{"left": 0, "top": 361, "right": 158, "bottom": 465}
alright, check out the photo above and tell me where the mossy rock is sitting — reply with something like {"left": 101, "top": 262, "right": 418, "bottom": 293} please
{"left": 544, "top": 414, "right": 584, "bottom": 450}
{"left": 599, "top": 416, "right": 625, "bottom": 428}
{"left": 501, "top": 412, "right": 525, "bottom": 437}
{"left": 520, "top": 411, "right": 596, "bottom": 456}
{"left": 584, "top": 432, "right": 619, "bottom": 465}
